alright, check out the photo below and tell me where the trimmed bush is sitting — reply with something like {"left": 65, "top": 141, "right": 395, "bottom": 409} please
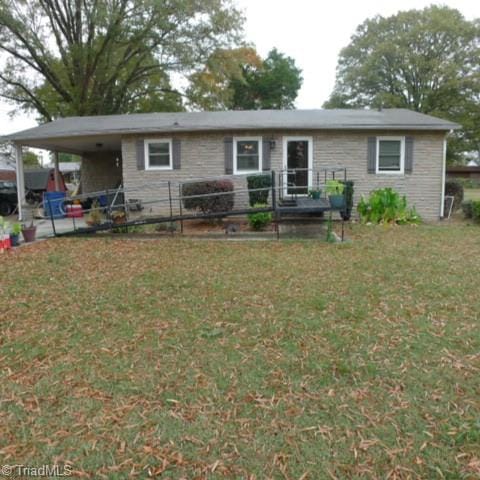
{"left": 445, "top": 180, "right": 464, "bottom": 210}
{"left": 340, "top": 180, "right": 354, "bottom": 221}
{"left": 357, "top": 187, "right": 421, "bottom": 225}
{"left": 182, "top": 179, "right": 234, "bottom": 215}
{"left": 462, "top": 200, "right": 473, "bottom": 219}
{"left": 247, "top": 203, "right": 272, "bottom": 230}
{"left": 246, "top": 174, "right": 272, "bottom": 206}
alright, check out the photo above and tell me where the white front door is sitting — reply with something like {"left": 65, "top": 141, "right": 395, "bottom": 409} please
{"left": 282, "top": 136, "right": 313, "bottom": 195}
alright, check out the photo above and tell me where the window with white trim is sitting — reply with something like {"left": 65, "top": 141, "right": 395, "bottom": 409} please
{"left": 376, "top": 137, "right": 404, "bottom": 174}
{"left": 145, "top": 139, "right": 172, "bottom": 170}
{"left": 234, "top": 137, "right": 262, "bottom": 174}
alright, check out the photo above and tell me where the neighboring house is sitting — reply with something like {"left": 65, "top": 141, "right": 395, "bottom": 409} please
{"left": 447, "top": 165, "right": 480, "bottom": 181}
{"left": 4, "top": 109, "right": 458, "bottom": 220}
{"left": 0, "top": 153, "right": 16, "bottom": 182}
{"left": 45, "top": 161, "right": 81, "bottom": 184}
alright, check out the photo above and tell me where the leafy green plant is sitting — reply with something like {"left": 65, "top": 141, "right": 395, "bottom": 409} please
{"left": 247, "top": 203, "right": 272, "bottom": 230}
{"left": 471, "top": 200, "right": 480, "bottom": 223}
{"left": 246, "top": 174, "right": 271, "bottom": 206}
{"left": 462, "top": 200, "right": 473, "bottom": 219}
{"left": 340, "top": 180, "right": 354, "bottom": 221}
{"left": 11, "top": 223, "right": 22, "bottom": 235}
{"left": 326, "top": 180, "right": 345, "bottom": 196}
{"left": 326, "top": 214, "right": 336, "bottom": 243}
{"left": 357, "top": 188, "right": 421, "bottom": 225}
{"left": 0, "top": 216, "right": 10, "bottom": 235}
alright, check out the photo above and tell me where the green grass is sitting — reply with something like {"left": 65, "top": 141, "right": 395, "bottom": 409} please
{"left": 1, "top": 225, "right": 480, "bottom": 478}
{"left": 464, "top": 187, "right": 480, "bottom": 201}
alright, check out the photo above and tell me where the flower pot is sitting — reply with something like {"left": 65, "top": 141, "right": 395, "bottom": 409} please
{"left": 329, "top": 194, "right": 345, "bottom": 209}
{"left": 113, "top": 216, "right": 126, "bottom": 225}
{"left": 10, "top": 233, "right": 20, "bottom": 246}
{"left": 310, "top": 190, "right": 321, "bottom": 200}
{"left": 22, "top": 226, "right": 37, "bottom": 243}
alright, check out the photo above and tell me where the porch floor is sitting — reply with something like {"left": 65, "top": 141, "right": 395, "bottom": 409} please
{"left": 277, "top": 197, "right": 332, "bottom": 214}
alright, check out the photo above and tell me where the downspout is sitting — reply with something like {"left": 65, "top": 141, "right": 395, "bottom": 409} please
{"left": 14, "top": 143, "right": 26, "bottom": 222}
{"left": 440, "top": 133, "right": 448, "bottom": 219}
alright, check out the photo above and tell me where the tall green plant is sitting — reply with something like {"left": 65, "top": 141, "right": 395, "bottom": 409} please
{"left": 246, "top": 174, "right": 271, "bottom": 206}
{"left": 357, "top": 188, "right": 420, "bottom": 224}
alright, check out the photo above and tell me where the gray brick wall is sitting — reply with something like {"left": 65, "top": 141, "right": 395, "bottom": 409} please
{"left": 81, "top": 152, "right": 122, "bottom": 193}
{"left": 121, "top": 130, "right": 445, "bottom": 220}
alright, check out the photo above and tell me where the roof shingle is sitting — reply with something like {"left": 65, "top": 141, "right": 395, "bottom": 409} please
{"left": 3, "top": 108, "right": 459, "bottom": 142}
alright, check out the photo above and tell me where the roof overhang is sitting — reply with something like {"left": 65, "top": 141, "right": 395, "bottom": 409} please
{"left": 2, "top": 109, "right": 460, "bottom": 154}
{"left": 13, "top": 134, "right": 122, "bottom": 155}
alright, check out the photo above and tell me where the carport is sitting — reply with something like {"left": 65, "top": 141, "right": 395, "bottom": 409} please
{"left": 5, "top": 124, "right": 123, "bottom": 220}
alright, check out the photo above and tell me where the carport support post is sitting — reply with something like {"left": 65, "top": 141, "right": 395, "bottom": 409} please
{"left": 14, "top": 144, "right": 26, "bottom": 221}
{"left": 53, "top": 151, "right": 61, "bottom": 191}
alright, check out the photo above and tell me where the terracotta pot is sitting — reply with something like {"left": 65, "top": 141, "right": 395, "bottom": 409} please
{"left": 22, "top": 226, "right": 37, "bottom": 243}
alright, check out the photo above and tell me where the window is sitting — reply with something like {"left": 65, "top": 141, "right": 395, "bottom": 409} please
{"left": 145, "top": 139, "right": 172, "bottom": 170}
{"left": 376, "top": 137, "right": 404, "bottom": 174}
{"left": 234, "top": 137, "right": 262, "bottom": 174}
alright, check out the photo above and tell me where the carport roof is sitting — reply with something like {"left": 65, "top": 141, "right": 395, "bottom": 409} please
{"left": 2, "top": 108, "right": 459, "bottom": 154}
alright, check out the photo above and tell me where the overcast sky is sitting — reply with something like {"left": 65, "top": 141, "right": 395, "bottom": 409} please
{"left": 0, "top": 0, "right": 478, "bottom": 137}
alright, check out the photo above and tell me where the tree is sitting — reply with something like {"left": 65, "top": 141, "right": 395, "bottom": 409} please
{"left": 188, "top": 48, "right": 303, "bottom": 110}
{"left": 324, "top": 6, "right": 480, "bottom": 162}
{"left": 187, "top": 47, "right": 263, "bottom": 110}
{"left": 23, "top": 150, "right": 41, "bottom": 167}
{"left": 0, "top": 0, "right": 243, "bottom": 121}
{"left": 0, "top": 143, "right": 40, "bottom": 167}
{"left": 49, "top": 152, "right": 80, "bottom": 163}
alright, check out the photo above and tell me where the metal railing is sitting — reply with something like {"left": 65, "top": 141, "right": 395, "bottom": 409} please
{"left": 43, "top": 168, "right": 348, "bottom": 239}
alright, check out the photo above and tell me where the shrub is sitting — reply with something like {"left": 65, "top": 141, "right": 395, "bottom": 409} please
{"left": 247, "top": 203, "right": 272, "bottom": 230}
{"left": 471, "top": 200, "right": 480, "bottom": 223}
{"left": 462, "top": 200, "right": 473, "bottom": 219}
{"left": 357, "top": 187, "right": 421, "bottom": 225}
{"left": 182, "top": 180, "right": 234, "bottom": 215}
{"left": 246, "top": 174, "right": 271, "bottom": 206}
{"left": 340, "top": 180, "right": 354, "bottom": 221}
{"left": 445, "top": 180, "right": 464, "bottom": 210}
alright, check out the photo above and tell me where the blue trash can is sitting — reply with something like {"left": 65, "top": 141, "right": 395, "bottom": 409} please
{"left": 44, "top": 191, "right": 66, "bottom": 219}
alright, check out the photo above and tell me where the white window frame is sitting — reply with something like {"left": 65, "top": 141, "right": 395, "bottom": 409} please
{"left": 144, "top": 138, "right": 173, "bottom": 171}
{"left": 376, "top": 136, "right": 405, "bottom": 175}
{"left": 233, "top": 136, "right": 263, "bottom": 175}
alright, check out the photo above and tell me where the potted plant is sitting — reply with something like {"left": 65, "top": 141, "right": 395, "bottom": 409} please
{"left": 0, "top": 216, "right": 11, "bottom": 251}
{"left": 10, "top": 222, "right": 22, "bottom": 246}
{"left": 111, "top": 210, "right": 127, "bottom": 225}
{"left": 86, "top": 200, "right": 103, "bottom": 227}
{"left": 22, "top": 220, "right": 37, "bottom": 243}
{"left": 308, "top": 187, "right": 322, "bottom": 200}
{"left": 326, "top": 180, "right": 345, "bottom": 209}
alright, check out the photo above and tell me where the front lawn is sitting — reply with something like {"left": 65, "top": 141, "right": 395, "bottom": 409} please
{"left": 1, "top": 225, "right": 480, "bottom": 478}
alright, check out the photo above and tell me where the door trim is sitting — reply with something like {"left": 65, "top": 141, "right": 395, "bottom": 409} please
{"left": 282, "top": 136, "right": 313, "bottom": 196}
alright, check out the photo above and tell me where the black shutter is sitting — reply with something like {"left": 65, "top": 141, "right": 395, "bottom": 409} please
{"left": 136, "top": 139, "right": 145, "bottom": 170}
{"left": 262, "top": 139, "right": 271, "bottom": 171}
{"left": 405, "top": 136, "right": 414, "bottom": 174}
{"left": 224, "top": 137, "right": 233, "bottom": 174}
{"left": 367, "top": 137, "right": 376, "bottom": 174}
{"left": 172, "top": 139, "right": 181, "bottom": 170}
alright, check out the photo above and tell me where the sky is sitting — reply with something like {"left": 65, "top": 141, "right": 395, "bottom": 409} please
{"left": 0, "top": 0, "right": 478, "bottom": 140}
